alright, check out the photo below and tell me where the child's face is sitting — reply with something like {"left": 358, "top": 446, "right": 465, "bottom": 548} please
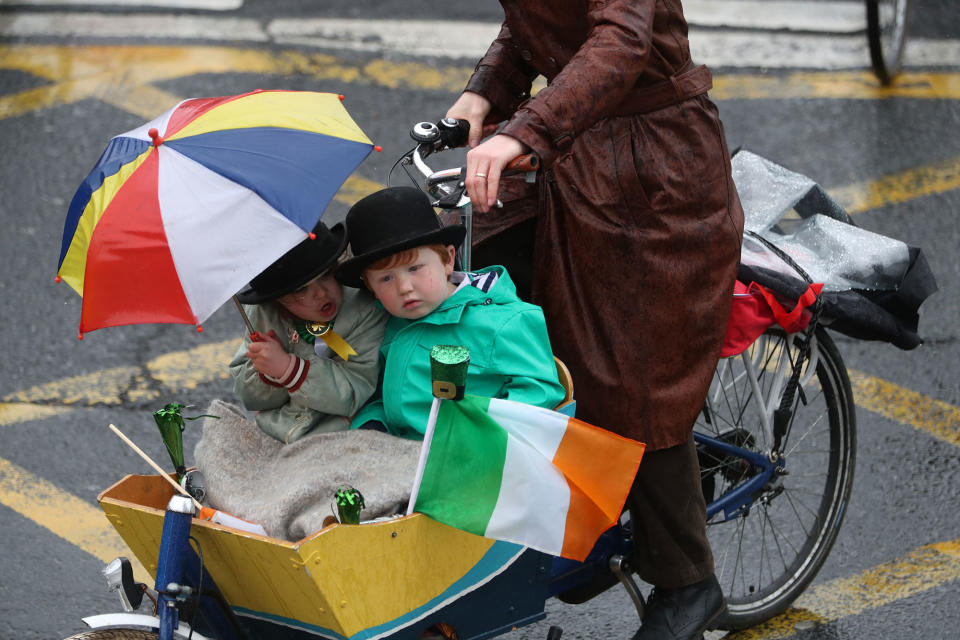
{"left": 365, "top": 246, "right": 456, "bottom": 320}
{"left": 277, "top": 272, "right": 343, "bottom": 323}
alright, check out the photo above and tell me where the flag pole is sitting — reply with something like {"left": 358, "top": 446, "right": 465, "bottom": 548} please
{"left": 407, "top": 397, "right": 441, "bottom": 515}
{"left": 406, "top": 345, "right": 470, "bottom": 516}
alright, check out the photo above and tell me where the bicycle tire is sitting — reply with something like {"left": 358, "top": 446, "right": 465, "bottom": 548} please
{"left": 866, "top": 0, "right": 912, "bottom": 85}
{"left": 64, "top": 630, "right": 157, "bottom": 640}
{"left": 695, "top": 328, "right": 856, "bottom": 630}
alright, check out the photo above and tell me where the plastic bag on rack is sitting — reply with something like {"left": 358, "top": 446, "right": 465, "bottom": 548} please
{"left": 731, "top": 150, "right": 938, "bottom": 350}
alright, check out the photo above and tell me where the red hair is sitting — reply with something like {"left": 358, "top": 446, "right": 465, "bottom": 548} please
{"left": 365, "top": 244, "right": 452, "bottom": 272}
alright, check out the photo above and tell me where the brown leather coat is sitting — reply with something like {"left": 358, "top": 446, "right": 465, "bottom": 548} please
{"left": 465, "top": 0, "right": 744, "bottom": 449}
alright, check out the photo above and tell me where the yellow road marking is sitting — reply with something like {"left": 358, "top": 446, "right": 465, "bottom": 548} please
{"left": 332, "top": 173, "right": 385, "bottom": 205}
{"left": 828, "top": 155, "right": 960, "bottom": 215}
{"left": 848, "top": 368, "right": 960, "bottom": 448}
{"left": 728, "top": 539, "right": 960, "bottom": 639}
{"left": 0, "top": 456, "right": 150, "bottom": 583}
{"left": 713, "top": 71, "right": 960, "bottom": 101}
{"left": 2, "top": 340, "right": 240, "bottom": 406}
{"left": 3, "top": 327, "right": 959, "bottom": 455}
{"left": 3, "top": 45, "right": 960, "bottom": 127}
{"left": 0, "top": 402, "right": 73, "bottom": 426}
{"left": 5, "top": 341, "right": 958, "bottom": 459}
{"left": 144, "top": 339, "right": 239, "bottom": 393}
{"left": 0, "top": 44, "right": 475, "bottom": 122}
{"left": 5, "top": 364, "right": 143, "bottom": 406}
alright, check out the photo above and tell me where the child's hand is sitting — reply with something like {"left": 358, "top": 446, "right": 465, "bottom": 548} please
{"left": 246, "top": 331, "right": 291, "bottom": 379}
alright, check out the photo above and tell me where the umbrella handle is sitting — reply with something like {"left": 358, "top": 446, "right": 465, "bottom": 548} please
{"left": 233, "top": 296, "right": 257, "bottom": 336}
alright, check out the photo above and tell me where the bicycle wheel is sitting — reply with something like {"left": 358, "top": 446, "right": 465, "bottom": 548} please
{"left": 695, "top": 328, "right": 856, "bottom": 630}
{"left": 866, "top": 0, "right": 912, "bottom": 85}
{"left": 64, "top": 630, "right": 157, "bottom": 639}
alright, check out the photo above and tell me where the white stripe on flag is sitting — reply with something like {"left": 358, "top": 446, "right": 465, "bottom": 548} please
{"left": 487, "top": 432, "right": 570, "bottom": 552}
{"left": 484, "top": 399, "right": 571, "bottom": 552}
{"left": 486, "top": 398, "right": 567, "bottom": 457}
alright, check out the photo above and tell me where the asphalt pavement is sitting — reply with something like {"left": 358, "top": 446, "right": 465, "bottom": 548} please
{"left": 1, "top": 1, "right": 958, "bottom": 639}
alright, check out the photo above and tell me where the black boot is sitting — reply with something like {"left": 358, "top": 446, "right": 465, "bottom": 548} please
{"left": 631, "top": 574, "right": 725, "bottom": 640}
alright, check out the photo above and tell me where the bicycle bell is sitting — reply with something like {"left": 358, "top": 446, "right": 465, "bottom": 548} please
{"left": 410, "top": 121, "right": 440, "bottom": 144}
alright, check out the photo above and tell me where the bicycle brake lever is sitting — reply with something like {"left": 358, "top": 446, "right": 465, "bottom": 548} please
{"left": 435, "top": 191, "right": 502, "bottom": 210}
{"left": 437, "top": 189, "right": 465, "bottom": 209}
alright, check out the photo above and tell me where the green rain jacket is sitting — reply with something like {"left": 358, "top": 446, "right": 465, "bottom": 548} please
{"left": 351, "top": 266, "right": 565, "bottom": 439}
{"left": 230, "top": 287, "right": 388, "bottom": 443}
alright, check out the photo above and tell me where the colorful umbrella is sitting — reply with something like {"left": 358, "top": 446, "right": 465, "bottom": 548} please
{"left": 57, "top": 90, "right": 376, "bottom": 337}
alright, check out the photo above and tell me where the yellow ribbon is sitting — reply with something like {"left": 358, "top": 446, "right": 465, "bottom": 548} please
{"left": 320, "top": 329, "right": 358, "bottom": 361}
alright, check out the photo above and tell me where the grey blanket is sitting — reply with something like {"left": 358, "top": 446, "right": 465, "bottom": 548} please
{"left": 193, "top": 400, "right": 422, "bottom": 541}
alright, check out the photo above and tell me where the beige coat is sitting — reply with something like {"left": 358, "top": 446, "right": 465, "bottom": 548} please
{"left": 230, "top": 287, "right": 387, "bottom": 443}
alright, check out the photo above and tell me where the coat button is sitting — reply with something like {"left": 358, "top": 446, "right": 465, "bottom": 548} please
{"left": 483, "top": 298, "right": 493, "bottom": 305}
{"left": 521, "top": 49, "right": 533, "bottom": 61}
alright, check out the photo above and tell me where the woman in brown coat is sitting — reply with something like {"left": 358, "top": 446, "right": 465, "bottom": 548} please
{"left": 447, "top": 2, "right": 744, "bottom": 638}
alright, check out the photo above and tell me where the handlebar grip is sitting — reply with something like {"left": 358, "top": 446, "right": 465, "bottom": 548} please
{"left": 437, "top": 117, "right": 470, "bottom": 149}
{"left": 505, "top": 153, "right": 540, "bottom": 173}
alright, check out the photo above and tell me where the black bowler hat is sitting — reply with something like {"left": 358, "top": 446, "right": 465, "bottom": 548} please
{"left": 336, "top": 187, "right": 465, "bottom": 288}
{"left": 236, "top": 221, "right": 348, "bottom": 304}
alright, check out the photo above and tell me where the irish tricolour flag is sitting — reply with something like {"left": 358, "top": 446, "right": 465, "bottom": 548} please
{"left": 409, "top": 395, "right": 645, "bottom": 561}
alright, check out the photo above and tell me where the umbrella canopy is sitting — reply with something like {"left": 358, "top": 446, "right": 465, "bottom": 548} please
{"left": 57, "top": 90, "right": 374, "bottom": 336}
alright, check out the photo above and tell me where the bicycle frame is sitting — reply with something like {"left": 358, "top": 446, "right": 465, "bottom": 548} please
{"left": 710, "top": 331, "right": 819, "bottom": 448}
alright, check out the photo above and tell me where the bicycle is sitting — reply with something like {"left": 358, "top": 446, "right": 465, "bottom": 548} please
{"left": 866, "top": 0, "right": 912, "bottom": 85}
{"left": 398, "top": 118, "right": 858, "bottom": 631}
{"left": 66, "top": 122, "right": 867, "bottom": 640}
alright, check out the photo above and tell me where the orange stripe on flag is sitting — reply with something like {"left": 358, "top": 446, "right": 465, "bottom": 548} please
{"left": 555, "top": 417, "right": 645, "bottom": 560}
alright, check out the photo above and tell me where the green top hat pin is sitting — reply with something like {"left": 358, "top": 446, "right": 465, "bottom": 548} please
{"left": 430, "top": 345, "right": 470, "bottom": 400}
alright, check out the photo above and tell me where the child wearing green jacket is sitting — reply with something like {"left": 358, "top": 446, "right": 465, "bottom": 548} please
{"left": 336, "top": 186, "right": 564, "bottom": 439}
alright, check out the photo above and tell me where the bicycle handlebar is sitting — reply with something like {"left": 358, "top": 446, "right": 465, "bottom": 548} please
{"left": 405, "top": 118, "right": 540, "bottom": 209}
{"left": 505, "top": 153, "right": 539, "bottom": 173}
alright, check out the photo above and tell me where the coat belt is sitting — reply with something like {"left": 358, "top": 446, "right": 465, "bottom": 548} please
{"left": 612, "top": 63, "right": 713, "bottom": 116}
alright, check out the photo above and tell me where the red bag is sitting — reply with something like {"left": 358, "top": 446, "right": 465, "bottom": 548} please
{"left": 721, "top": 281, "right": 823, "bottom": 357}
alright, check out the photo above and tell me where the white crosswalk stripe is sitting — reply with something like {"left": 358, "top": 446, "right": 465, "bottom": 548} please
{"left": 2, "top": 2, "right": 958, "bottom": 70}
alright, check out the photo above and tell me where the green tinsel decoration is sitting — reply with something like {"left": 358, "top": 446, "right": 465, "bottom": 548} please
{"left": 334, "top": 485, "right": 365, "bottom": 525}
{"left": 153, "top": 402, "right": 216, "bottom": 483}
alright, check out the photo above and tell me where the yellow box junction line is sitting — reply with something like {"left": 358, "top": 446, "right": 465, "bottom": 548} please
{"left": 0, "top": 456, "right": 149, "bottom": 583}
{"left": 848, "top": 369, "right": 960, "bottom": 448}
{"left": 728, "top": 539, "right": 960, "bottom": 639}
{"left": 0, "top": 44, "right": 477, "bottom": 122}
{"left": 829, "top": 155, "right": 960, "bottom": 215}
{"left": 712, "top": 70, "right": 960, "bottom": 101}
{"left": 2, "top": 44, "right": 960, "bottom": 122}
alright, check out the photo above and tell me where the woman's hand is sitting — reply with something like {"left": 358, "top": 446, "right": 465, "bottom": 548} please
{"left": 246, "top": 330, "right": 291, "bottom": 379}
{"left": 446, "top": 91, "right": 497, "bottom": 148}
{"left": 465, "top": 134, "right": 528, "bottom": 212}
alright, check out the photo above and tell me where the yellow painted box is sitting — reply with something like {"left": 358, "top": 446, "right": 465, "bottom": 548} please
{"left": 98, "top": 474, "right": 549, "bottom": 639}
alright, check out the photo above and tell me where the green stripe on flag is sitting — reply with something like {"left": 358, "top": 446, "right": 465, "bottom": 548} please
{"left": 415, "top": 395, "right": 509, "bottom": 535}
